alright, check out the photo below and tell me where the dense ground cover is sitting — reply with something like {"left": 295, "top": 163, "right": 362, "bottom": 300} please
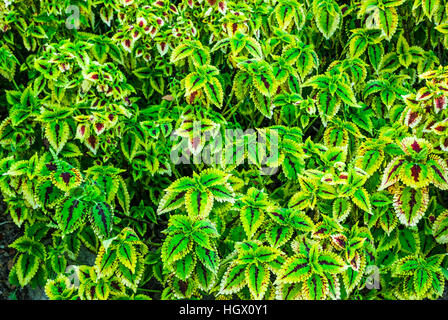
{"left": 1, "top": 0, "right": 448, "bottom": 300}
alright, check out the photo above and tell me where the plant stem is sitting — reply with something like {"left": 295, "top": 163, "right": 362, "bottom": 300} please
{"left": 137, "top": 288, "right": 161, "bottom": 293}
{"left": 146, "top": 240, "right": 162, "bottom": 247}
{"left": 116, "top": 212, "right": 153, "bottom": 225}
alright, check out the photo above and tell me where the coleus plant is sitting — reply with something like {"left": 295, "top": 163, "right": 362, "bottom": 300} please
{"left": 1, "top": 0, "right": 448, "bottom": 302}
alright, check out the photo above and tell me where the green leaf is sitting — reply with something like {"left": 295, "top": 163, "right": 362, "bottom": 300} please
{"left": 245, "top": 38, "right": 263, "bottom": 59}
{"left": 394, "top": 256, "right": 419, "bottom": 275}
{"left": 277, "top": 282, "right": 301, "bottom": 299}
{"left": 371, "top": 192, "right": 392, "bottom": 207}
{"left": 435, "top": 23, "right": 448, "bottom": 34}
{"left": 355, "top": 149, "right": 384, "bottom": 176}
{"left": 241, "top": 206, "right": 264, "bottom": 239}
{"left": 302, "top": 273, "right": 328, "bottom": 300}
{"left": 16, "top": 254, "right": 39, "bottom": 287}
{"left": 90, "top": 202, "right": 114, "bottom": 239}
{"left": 414, "top": 267, "right": 433, "bottom": 296}
{"left": 342, "top": 257, "right": 365, "bottom": 292}
{"left": 230, "top": 34, "right": 247, "bottom": 55}
{"left": 208, "top": 184, "right": 235, "bottom": 203}
{"left": 379, "top": 52, "right": 401, "bottom": 73}
{"left": 379, "top": 8, "right": 398, "bottom": 40}
{"left": 266, "top": 225, "right": 293, "bottom": 247}
{"left": 252, "top": 72, "right": 276, "bottom": 97}
{"left": 315, "top": 2, "right": 341, "bottom": 39}
{"left": 116, "top": 176, "right": 131, "bottom": 214}
{"left": 397, "top": 35, "right": 412, "bottom": 67}
{"left": 349, "top": 36, "right": 368, "bottom": 58}
{"left": 352, "top": 188, "right": 372, "bottom": 214}
{"left": 195, "top": 263, "right": 216, "bottom": 291}
{"left": 25, "top": 223, "right": 49, "bottom": 242}
{"left": 352, "top": 111, "right": 373, "bottom": 133}
{"left": 190, "top": 229, "right": 211, "bottom": 248}
{"left": 401, "top": 163, "right": 430, "bottom": 189}
{"left": 45, "top": 121, "right": 70, "bottom": 154}
{"left": 60, "top": 143, "right": 82, "bottom": 158}
{"left": 335, "top": 83, "right": 357, "bottom": 107}
{"left": 289, "top": 212, "right": 315, "bottom": 232}
{"left": 380, "top": 207, "right": 398, "bottom": 234}
{"left": 432, "top": 210, "right": 448, "bottom": 244}
{"left": 289, "top": 191, "right": 312, "bottom": 210}
{"left": 303, "top": 75, "right": 330, "bottom": 89}
{"left": 170, "top": 44, "right": 194, "bottom": 64}
{"left": 317, "top": 91, "right": 341, "bottom": 125}
{"left": 191, "top": 48, "right": 210, "bottom": 67}
{"left": 398, "top": 229, "right": 419, "bottom": 253}
{"left": 428, "top": 156, "right": 448, "bottom": 190}
{"left": 431, "top": 270, "right": 445, "bottom": 297}
{"left": 277, "top": 255, "right": 311, "bottom": 283}
{"left": 95, "top": 246, "right": 118, "bottom": 277}
{"left": 185, "top": 73, "right": 206, "bottom": 95}
{"left": 204, "top": 77, "right": 224, "bottom": 108}
{"left": 78, "top": 226, "right": 98, "bottom": 253}
{"left": 196, "top": 246, "right": 219, "bottom": 274}
{"left": 220, "top": 262, "right": 247, "bottom": 295}
{"left": 297, "top": 50, "right": 317, "bottom": 79}
{"left": 194, "top": 219, "right": 220, "bottom": 238}
{"left": 116, "top": 260, "right": 145, "bottom": 291}
{"left": 45, "top": 275, "right": 75, "bottom": 300}
{"left": 246, "top": 263, "right": 269, "bottom": 300}
{"left": 379, "top": 157, "right": 405, "bottom": 190}
{"left": 117, "top": 242, "right": 137, "bottom": 272}
{"left": 120, "top": 132, "right": 139, "bottom": 161}
{"left": 50, "top": 254, "right": 67, "bottom": 274}
{"left": 51, "top": 163, "right": 83, "bottom": 192}
{"left": 393, "top": 186, "right": 429, "bottom": 227}
{"left": 174, "top": 253, "right": 196, "bottom": 281}
{"left": 56, "top": 198, "right": 87, "bottom": 235}
{"left": 10, "top": 237, "right": 46, "bottom": 259}
{"left": 316, "top": 252, "right": 346, "bottom": 274}
{"left": 368, "top": 43, "right": 384, "bottom": 71}
{"left": 185, "top": 189, "right": 214, "bottom": 219}
{"left": 162, "top": 234, "right": 192, "bottom": 266}
{"left": 332, "top": 198, "right": 351, "bottom": 222}
{"left": 275, "top": 3, "right": 295, "bottom": 29}
{"left": 268, "top": 208, "right": 289, "bottom": 225}
{"left": 133, "top": 67, "right": 153, "bottom": 79}
{"left": 254, "top": 246, "right": 282, "bottom": 263}
{"left": 422, "top": 0, "right": 439, "bottom": 19}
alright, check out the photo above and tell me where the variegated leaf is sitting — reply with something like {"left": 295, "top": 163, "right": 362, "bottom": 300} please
{"left": 302, "top": 273, "right": 328, "bottom": 300}
{"left": 246, "top": 263, "right": 270, "bottom": 300}
{"left": 185, "top": 189, "right": 214, "bottom": 219}
{"left": 219, "top": 262, "right": 247, "bottom": 295}
{"left": 393, "top": 187, "right": 429, "bottom": 227}
{"left": 277, "top": 254, "right": 312, "bottom": 284}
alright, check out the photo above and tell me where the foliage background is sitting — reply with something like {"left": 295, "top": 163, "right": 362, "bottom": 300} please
{"left": 1, "top": 0, "right": 448, "bottom": 300}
